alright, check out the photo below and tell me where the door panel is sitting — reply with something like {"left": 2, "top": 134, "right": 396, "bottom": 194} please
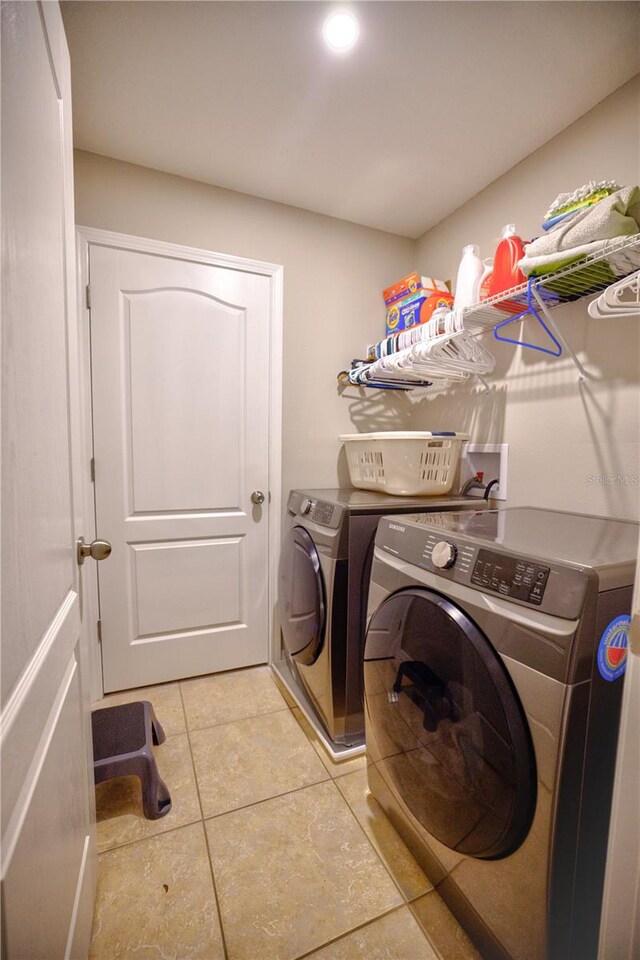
{"left": 278, "top": 526, "right": 326, "bottom": 665}
{"left": 127, "top": 289, "right": 243, "bottom": 511}
{"left": 90, "top": 245, "right": 271, "bottom": 690}
{"left": 1, "top": 3, "right": 95, "bottom": 957}
{"left": 0, "top": 0, "right": 73, "bottom": 705}
{"left": 132, "top": 538, "right": 242, "bottom": 635}
{"left": 2, "top": 654, "right": 90, "bottom": 960}
{"left": 364, "top": 589, "right": 537, "bottom": 859}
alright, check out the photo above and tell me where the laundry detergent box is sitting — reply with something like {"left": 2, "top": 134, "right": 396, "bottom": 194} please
{"left": 385, "top": 287, "right": 454, "bottom": 335}
{"left": 382, "top": 273, "right": 451, "bottom": 307}
{"left": 383, "top": 272, "right": 422, "bottom": 306}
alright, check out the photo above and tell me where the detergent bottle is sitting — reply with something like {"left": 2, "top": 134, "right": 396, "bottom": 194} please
{"left": 453, "top": 244, "right": 484, "bottom": 309}
{"left": 489, "top": 224, "right": 526, "bottom": 297}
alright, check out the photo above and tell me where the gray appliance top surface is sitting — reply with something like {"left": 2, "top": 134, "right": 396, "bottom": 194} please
{"left": 395, "top": 507, "right": 639, "bottom": 575}
{"left": 293, "top": 488, "right": 481, "bottom": 513}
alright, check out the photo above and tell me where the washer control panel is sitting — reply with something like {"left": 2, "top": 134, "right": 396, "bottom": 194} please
{"left": 375, "top": 514, "right": 589, "bottom": 618}
{"left": 471, "top": 548, "right": 550, "bottom": 605}
{"left": 420, "top": 531, "right": 476, "bottom": 577}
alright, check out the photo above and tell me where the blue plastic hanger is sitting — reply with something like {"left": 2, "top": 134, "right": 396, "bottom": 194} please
{"left": 493, "top": 277, "right": 563, "bottom": 357}
{"left": 338, "top": 361, "right": 432, "bottom": 392}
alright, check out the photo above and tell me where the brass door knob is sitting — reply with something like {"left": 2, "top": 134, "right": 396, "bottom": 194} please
{"left": 251, "top": 490, "right": 266, "bottom": 505}
{"left": 77, "top": 536, "right": 112, "bottom": 566}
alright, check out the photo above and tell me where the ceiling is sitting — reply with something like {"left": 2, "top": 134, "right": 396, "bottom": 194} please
{"left": 61, "top": 1, "right": 640, "bottom": 239}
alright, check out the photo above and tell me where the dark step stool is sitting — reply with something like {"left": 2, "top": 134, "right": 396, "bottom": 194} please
{"left": 91, "top": 701, "right": 172, "bottom": 820}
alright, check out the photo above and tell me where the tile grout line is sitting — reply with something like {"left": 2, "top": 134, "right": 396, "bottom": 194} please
{"left": 185, "top": 702, "right": 291, "bottom": 735}
{"left": 406, "top": 893, "right": 460, "bottom": 960}
{"left": 328, "top": 770, "right": 449, "bottom": 956}
{"left": 196, "top": 775, "right": 417, "bottom": 960}
{"left": 283, "top": 686, "right": 433, "bottom": 914}
{"left": 185, "top": 700, "right": 313, "bottom": 741}
{"left": 183, "top": 695, "right": 333, "bottom": 820}
{"left": 195, "top": 671, "right": 363, "bottom": 955}
{"left": 175, "top": 682, "right": 205, "bottom": 824}
{"left": 291, "top": 902, "right": 413, "bottom": 960}
{"left": 182, "top": 665, "right": 291, "bottom": 734}
{"left": 200, "top": 773, "right": 341, "bottom": 826}
{"left": 280, "top": 773, "right": 445, "bottom": 960}
{"left": 330, "top": 774, "right": 420, "bottom": 908}
{"left": 179, "top": 681, "right": 231, "bottom": 960}
{"left": 180, "top": 669, "right": 307, "bottom": 960}
{"left": 96, "top": 817, "right": 203, "bottom": 857}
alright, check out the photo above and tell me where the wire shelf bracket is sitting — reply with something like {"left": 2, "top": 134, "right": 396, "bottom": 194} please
{"left": 492, "top": 278, "right": 589, "bottom": 381}
{"left": 531, "top": 285, "right": 589, "bottom": 382}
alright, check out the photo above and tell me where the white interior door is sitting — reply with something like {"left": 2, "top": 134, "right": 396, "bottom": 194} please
{"left": 89, "top": 243, "right": 273, "bottom": 692}
{"left": 1, "top": 3, "right": 96, "bottom": 957}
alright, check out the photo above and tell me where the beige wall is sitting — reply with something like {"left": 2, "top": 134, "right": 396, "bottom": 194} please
{"left": 73, "top": 150, "right": 416, "bottom": 498}
{"left": 75, "top": 75, "right": 639, "bottom": 519}
{"left": 414, "top": 77, "right": 640, "bottom": 519}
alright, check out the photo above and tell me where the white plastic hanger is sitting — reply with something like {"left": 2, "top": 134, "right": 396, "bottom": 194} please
{"left": 588, "top": 270, "right": 640, "bottom": 318}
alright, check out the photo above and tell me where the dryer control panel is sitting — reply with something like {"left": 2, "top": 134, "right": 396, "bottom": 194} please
{"left": 287, "top": 491, "right": 342, "bottom": 528}
{"left": 309, "top": 500, "right": 336, "bottom": 526}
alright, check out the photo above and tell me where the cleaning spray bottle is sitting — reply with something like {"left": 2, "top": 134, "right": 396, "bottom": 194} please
{"left": 453, "top": 244, "right": 484, "bottom": 310}
{"left": 489, "top": 224, "right": 526, "bottom": 297}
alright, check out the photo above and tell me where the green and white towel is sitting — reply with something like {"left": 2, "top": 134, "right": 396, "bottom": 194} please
{"left": 520, "top": 186, "right": 640, "bottom": 276}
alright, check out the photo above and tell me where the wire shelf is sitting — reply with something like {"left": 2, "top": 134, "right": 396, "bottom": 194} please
{"left": 338, "top": 233, "right": 640, "bottom": 391}
{"left": 462, "top": 232, "right": 640, "bottom": 332}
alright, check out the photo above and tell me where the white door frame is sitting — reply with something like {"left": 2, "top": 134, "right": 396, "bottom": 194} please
{"left": 75, "top": 227, "right": 283, "bottom": 700}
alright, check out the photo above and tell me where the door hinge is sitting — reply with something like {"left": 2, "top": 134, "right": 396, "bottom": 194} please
{"left": 97, "top": 619, "right": 103, "bottom": 643}
{"left": 90, "top": 457, "right": 95, "bottom": 482}
{"left": 85, "top": 284, "right": 91, "bottom": 309}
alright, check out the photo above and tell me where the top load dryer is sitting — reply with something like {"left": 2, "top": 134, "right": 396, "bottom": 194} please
{"left": 273, "top": 488, "right": 487, "bottom": 759}
{"left": 364, "top": 506, "right": 638, "bottom": 960}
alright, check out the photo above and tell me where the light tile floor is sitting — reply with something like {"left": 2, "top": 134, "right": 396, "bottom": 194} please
{"left": 90, "top": 666, "right": 482, "bottom": 960}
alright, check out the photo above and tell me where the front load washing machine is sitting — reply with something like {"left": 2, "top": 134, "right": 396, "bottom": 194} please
{"left": 364, "top": 507, "right": 638, "bottom": 960}
{"left": 273, "top": 488, "right": 486, "bottom": 759}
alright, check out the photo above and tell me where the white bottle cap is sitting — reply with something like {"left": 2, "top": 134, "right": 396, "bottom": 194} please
{"left": 463, "top": 244, "right": 480, "bottom": 255}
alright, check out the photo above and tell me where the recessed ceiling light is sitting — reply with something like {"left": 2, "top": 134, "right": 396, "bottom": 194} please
{"left": 323, "top": 11, "right": 359, "bottom": 52}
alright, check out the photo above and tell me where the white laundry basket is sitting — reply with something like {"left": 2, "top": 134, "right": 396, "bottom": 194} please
{"left": 339, "top": 431, "right": 470, "bottom": 496}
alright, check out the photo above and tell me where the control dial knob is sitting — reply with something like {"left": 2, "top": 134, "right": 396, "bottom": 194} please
{"left": 431, "top": 540, "right": 457, "bottom": 570}
{"left": 300, "top": 498, "right": 313, "bottom": 515}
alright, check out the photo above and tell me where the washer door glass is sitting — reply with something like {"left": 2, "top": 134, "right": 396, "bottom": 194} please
{"left": 364, "top": 588, "right": 536, "bottom": 859}
{"left": 278, "top": 526, "right": 326, "bottom": 666}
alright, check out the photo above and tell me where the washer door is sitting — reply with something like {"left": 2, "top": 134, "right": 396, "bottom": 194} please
{"left": 278, "top": 526, "right": 326, "bottom": 666}
{"left": 364, "top": 588, "right": 536, "bottom": 859}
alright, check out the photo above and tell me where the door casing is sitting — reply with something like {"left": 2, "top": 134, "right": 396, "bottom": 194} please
{"left": 76, "top": 226, "right": 284, "bottom": 700}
